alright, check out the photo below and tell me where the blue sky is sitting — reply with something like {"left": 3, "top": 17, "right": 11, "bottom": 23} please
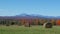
{"left": 0, "top": 0, "right": 60, "bottom": 16}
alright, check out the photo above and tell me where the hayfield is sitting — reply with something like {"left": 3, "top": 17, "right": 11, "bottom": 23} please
{"left": 0, "top": 25, "right": 60, "bottom": 34}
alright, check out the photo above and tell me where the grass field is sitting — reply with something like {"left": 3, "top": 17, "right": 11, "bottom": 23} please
{"left": 0, "top": 25, "right": 60, "bottom": 34}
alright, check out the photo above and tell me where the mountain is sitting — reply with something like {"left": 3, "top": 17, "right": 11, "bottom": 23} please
{"left": 15, "top": 14, "right": 47, "bottom": 19}
{"left": 15, "top": 14, "right": 58, "bottom": 19}
{"left": 0, "top": 14, "right": 60, "bottom": 20}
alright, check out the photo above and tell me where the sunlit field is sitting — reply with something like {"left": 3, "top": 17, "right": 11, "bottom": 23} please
{"left": 0, "top": 25, "right": 60, "bottom": 34}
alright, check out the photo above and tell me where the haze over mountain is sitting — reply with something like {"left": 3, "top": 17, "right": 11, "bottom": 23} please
{"left": 0, "top": 0, "right": 60, "bottom": 17}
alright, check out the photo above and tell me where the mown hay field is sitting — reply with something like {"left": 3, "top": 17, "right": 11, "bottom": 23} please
{"left": 0, "top": 25, "right": 60, "bottom": 34}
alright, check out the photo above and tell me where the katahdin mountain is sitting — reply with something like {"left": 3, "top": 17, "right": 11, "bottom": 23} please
{"left": 0, "top": 14, "right": 60, "bottom": 20}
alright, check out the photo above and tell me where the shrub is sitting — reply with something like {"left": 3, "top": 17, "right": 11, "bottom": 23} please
{"left": 24, "top": 22, "right": 30, "bottom": 27}
{"left": 43, "top": 22, "right": 52, "bottom": 28}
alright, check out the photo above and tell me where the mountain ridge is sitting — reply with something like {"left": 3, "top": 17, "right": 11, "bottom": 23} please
{"left": 0, "top": 14, "right": 60, "bottom": 19}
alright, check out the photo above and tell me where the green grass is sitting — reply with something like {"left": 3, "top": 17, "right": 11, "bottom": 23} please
{"left": 0, "top": 25, "right": 60, "bottom": 34}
